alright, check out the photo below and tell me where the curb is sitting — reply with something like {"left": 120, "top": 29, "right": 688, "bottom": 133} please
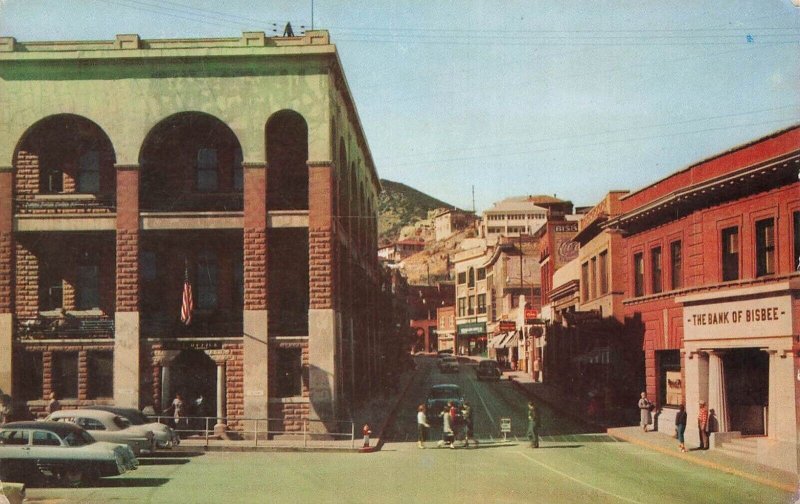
{"left": 174, "top": 444, "right": 361, "bottom": 453}
{"left": 608, "top": 429, "right": 797, "bottom": 493}
{"left": 372, "top": 366, "right": 419, "bottom": 453}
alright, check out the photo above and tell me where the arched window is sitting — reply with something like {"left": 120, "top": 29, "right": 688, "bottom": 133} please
{"left": 266, "top": 110, "right": 308, "bottom": 210}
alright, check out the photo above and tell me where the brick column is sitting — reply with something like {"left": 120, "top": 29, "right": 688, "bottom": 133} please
{"left": 114, "top": 164, "right": 141, "bottom": 408}
{"left": 308, "top": 160, "right": 337, "bottom": 426}
{"left": 0, "top": 166, "right": 13, "bottom": 396}
{"left": 242, "top": 161, "right": 269, "bottom": 420}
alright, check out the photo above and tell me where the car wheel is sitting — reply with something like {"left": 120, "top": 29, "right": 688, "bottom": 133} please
{"left": 59, "top": 466, "right": 84, "bottom": 488}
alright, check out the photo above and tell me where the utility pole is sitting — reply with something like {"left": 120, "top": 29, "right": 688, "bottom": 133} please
{"left": 311, "top": 0, "right": 315, "bottom": 30}
{"left": 472, "top": 185, "right": 475, "bottom": 214}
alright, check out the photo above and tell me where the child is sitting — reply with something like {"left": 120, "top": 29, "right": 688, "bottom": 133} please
{"left": 362, "top": 424, "right": 372, "bottom": 448}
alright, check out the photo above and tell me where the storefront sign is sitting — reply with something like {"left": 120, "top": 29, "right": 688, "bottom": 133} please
{"left": 524, "top": 308, "right": 538, "bottom": 321}
{"left": 499, "top": 320, "right": 516, "bottom": 332}
{"left": 682, "top": 295, "right": 792, "bottom": 341}
{"left": 161, "top": 340, "right": 225, "bottom": 350}
{"left": 457, "top": 322, "right": 486, "bottom": 336}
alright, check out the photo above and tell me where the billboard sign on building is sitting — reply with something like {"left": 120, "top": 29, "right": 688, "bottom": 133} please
{"left": 457, "top": 322, "right": 486, "bottom": 336}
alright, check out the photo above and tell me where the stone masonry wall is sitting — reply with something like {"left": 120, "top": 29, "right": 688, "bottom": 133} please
{"left": 14, "top": 242, "right": 37, "bottom": 319}
{"left": 116, "top": 229, "right": 138, "bottom": 311}
{"left": 309, "top": 228, "right": 333, "bottom": 309}
{"left": 243, "top": 227, "right": 267, "bottom": 310}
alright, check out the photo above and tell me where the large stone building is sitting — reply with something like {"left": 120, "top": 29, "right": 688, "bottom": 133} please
{"left": 0, "top": 31, "right": 382, "bottom": 432}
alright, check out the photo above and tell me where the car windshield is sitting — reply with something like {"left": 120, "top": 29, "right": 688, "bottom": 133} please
{"left": 429, "top": 387, "right": 460, "bottom": 399}
{"left": 63, "top": 430, "right": 95, "bottom": 447}
{"left": 113, "top": 416, "right": 131, "bottom": 429}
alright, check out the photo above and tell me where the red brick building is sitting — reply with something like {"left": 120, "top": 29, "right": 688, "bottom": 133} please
{"left": 0, "top": 31, "right": 383, "bottom": 433}
{"left": 612, "top": 125, "right": 800, "bottom": 472}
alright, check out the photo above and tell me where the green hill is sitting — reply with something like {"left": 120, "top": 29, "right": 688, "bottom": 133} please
{"left": 378, "top": 179, "right": 458, "bottom": 242}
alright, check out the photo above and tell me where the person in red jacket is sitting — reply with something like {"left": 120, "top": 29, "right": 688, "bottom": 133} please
{"left": 697, "top": 400, "right": 709, "bottom": 450}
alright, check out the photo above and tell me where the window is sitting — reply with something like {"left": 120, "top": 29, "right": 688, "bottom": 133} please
{"left": 468, "top": 296, "right": 474, "bottom": 315}
{"left": 658, "top": 350, "right": 682, "bottom": 407}
{"left": 721, "top": 227, "right": 739, "bottom": 281}
{"left": 197, "top": 250, "right": 218, "bottom": 310}
{"left": 651, "top": 247, "right": 662, "bottom": 294}
{"left": 39, "top": 265, "right": 62, "bottom": 311}
{"left": 76, "top": 418, "right": 107, "bottom": 431}
{"left": 141, "top": 251, "right": 157, "bottom": 281}
{"left": 633, "top": 253, "right": 644, "bottom": 297}
{"left": 590, "top": 257, "right": 597, "bottom": 299}
{"left": 0, "top": 430, "right": 29, "bottom": 446}
{"left": 468, "top": 268, "right": 475, "bottom": 287}
{"left": 32, "top": 431, "right": 61, "bottom": 446}
{"left": 87, "top": 351, "right": 113, "bottom": 399}
{"left": 794, "top": 211, "right": 800, "bottom": 271}
{"left": 77, "top": 264, "right": 99, "bottom": 310}
{"left": 43, "top": 167, "right": 63, "bottom": 194}
{"left": 477, "top": 268, "right": 486, "bottom": 281}
{"left": 670, "top": 241, "right": 682, "bottom": 290}
{"left": 196, "top": 148, "right": 219, "bottom": 192}
{"left": 52, "top": 352, "right": 79, "bottom": 400}
{"left": 77, "top": 150, "right": 100, "bottom": 193}
{"left": 581, "top": 262, "right": 589, "bottom": 302}
{"left": 275, "top": 347, "right": 303, "bottom": 397}
{"left": 16, "top": 351, "right": 42, "bottom": 401}
{"left": 457, "top": 297, "right": 466, "bottom": 317}
{"left": 477, "top": 294, "right": 486, "bottom": 314}
{"left": 755, "top": 218, "right": 775, "bottom": 277}
{"left": 457, "top": 272, "right": 467, "bottom": 285}
{"left": 598, "top": 251, "right": 608, "bottom": 295}
{"left": 233, "top": 148, "right": 244, "bottom": 191}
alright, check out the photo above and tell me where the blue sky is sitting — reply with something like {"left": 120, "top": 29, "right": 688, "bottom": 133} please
{"left": 1, "top": 0, "right": 798, "bottom": 212}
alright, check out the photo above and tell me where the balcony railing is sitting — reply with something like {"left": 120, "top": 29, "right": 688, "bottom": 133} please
{"left": 15, "top": 193, "right": 116, "bottom": 213}
{"left": 16, "top": 315, "right": 114, "bottom": 340}
{"left": 141, "top": 192, "right": 243, "bottom": 212}
{"left": 141, "top": 311, "right": 243, "bottom": 338}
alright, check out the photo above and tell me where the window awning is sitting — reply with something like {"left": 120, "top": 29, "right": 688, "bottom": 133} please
{"left": 488, "top": 333, "right": 509, "bottom": 349}
{"left": 502, "top": 331, "right": 520, "bottom": 348}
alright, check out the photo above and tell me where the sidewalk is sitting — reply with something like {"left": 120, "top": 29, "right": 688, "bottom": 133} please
{"left": 494, "top": 361, "right": 798, "bottom": 494}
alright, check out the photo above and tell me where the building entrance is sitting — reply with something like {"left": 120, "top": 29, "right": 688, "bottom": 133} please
{"left": 724, "top": 348, "right": 768, "bottom": 435}
{"left": 171, "top": 350, "right": 217, "bottom": 420}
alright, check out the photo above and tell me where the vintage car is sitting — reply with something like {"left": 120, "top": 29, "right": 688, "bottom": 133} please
{"left": 46, "top": 409, "right": 155, "bottom": 456}
{"left": 475, "top": 360, "right": 502, "bottom": 381}
{"left": 0, "top": 421, "right": 137, "bottom": 486}
{"left": 438, "top": 355, "right": 459, "bottom": 374}
{"left": 83, "top": 406, "right": 179, "bottom": 448}
{"left": 425, "top": 384, "right": 464, "bottom": 423}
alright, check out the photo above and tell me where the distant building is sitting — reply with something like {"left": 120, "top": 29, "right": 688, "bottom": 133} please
{"left": 407, "top": 283, "right": 454, "bottom": 353}
{"left": 377, "top": 239, "right": 425, "bottom": 263}
{"left": 433, "top": 208, "right": 477, "bottom": 242}
{"left": 436, "top": 306, "right": 456, "bottom": 353}
{"left": 480, "top": 195, "right": 573, "bottom": 240}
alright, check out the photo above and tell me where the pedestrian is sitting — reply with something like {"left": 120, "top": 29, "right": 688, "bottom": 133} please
{"left": 526, "top": 400, "right": 540, "bottom": 448}
{"left": 438, "top": 401, "right": 455, "bottom": 448}
{"left": 46, "top": 391, "right": 61, "bottom": 415}
{"left": 697, "top": 400, "right": 710, "bottom": 450}
{"left": 362, "top": 424, "right": 372, "bottom": 448}
{"left": 0, "top": 394, "right": 11, "bottom": 424}
{"left": 638, "top": 392, "right": 653, "bottom": 432}
{"left": 461, "top": 401, "right": 475, "bottom": 447}
{"left": 170, "top": 393, "right": 186, "bottom": 432}
{"left": 675, "top": 403, "right": 687, "bottom": 452}
{"left": 417, "top": 404, "right": 430, "bottom": 449}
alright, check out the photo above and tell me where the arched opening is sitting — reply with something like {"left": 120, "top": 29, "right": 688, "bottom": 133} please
{"left": 14, "top": 114, "right": 115, "bottom": 199}
{"left": 139, "top": 112, "right": 243, "bottom": 212}
{"left": 266, "top": 110, "right": 308, "bottom": 210}
{"left": 169, "top": 350, "right": 217, "bottom": 423}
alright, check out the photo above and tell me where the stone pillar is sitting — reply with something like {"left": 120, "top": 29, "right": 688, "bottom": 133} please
{"left": 308, "top": 160, "right": 337, "bottom": 426}
{"left": 215, "top": 362, "right": 226, "bottom": 432}
{"left": 242, "top": 162, "right": 269, "bottom": 420}
{"left": 0, "top": 166, "right": 12, "bottom": 396}
{"left": 707, "top": 350, "right": 729, "bottom": 433}
{"left": 684, "top": 350, "right": 709, "bottom": 448}
{"left": 160, "top": 365, "right": 171, "bottom": 413}
{"left": 114, "top": 164, "right": 140, "bottom": 408}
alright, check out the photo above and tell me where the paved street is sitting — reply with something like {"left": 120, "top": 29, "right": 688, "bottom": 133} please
{"left": 23, "top": 357, "right": 796, "bottom": 503}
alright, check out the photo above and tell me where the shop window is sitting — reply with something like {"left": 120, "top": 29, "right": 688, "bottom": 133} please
{"left": 598, "top": 251, "right": 608, "bottom": 295}
{"left": 77, "top": 150, "right": 100, "bottom": 193}
{"left": 755, "top": 218, "right": 775, "bottom": 277}
{"left": 457, "top": 271, "right": 467, "bottom": 285}
{"left": 457, "top": 297, "right": 466, "bottom": 317}
{"left": 39, "top": 265, "right": 63, "bottom": 312}
{"left": 196, "top": 148, "right": 219, "bottom": 192}
{"left": 87, "top": 351, "right": 113, "bottom": 399}
{"left": 77, "top": 265, "right": 99, "bottom": 310}
{"left": 721, "top": 227, "right": 739, "bottom": 281}
{"left": 658, "top": 350, "right": 682, "bottom": 407}
{"left": 651, "top": 246, "right": 662, "bottom": 294}
{"left": 52, "top": 352, "right": 79, "bottom": 400}
{"left": 16, "top": 351, "right": 43, "bottom": 401}
{"left": 232, "top": 148, "right": 244, "bottom": 191}
{"left": 197, "top": 250, "right": 218, "bottom": 310}
{"left": 477, "top": 294, "right": 486, "bottom": 314}
{"left": 794, "top": 211, "right": 800, "bottom": 271}
{"left": 633, "top": 252, "right": 644, "bottom": 297}
{"left": 275, "top": 347, "right": 303, "bottom": 398}
{"left": 581, "top": 262, "right": 589, "bottom": 301}
{"left": 670, "top": 241, "right": 682, "bottom": 290}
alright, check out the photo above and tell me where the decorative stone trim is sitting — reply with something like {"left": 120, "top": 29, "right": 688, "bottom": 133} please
{"left": 243, "top": 161, "right": 267, "bottom": 170}
{"left": 0, "top": 166, "right": 12, "bottom": 173}
{"left": 114, "top": 164, "right": 140, "bottom": 171}
{"left": 307, "top": 160, "right": 333, "bottom": 168}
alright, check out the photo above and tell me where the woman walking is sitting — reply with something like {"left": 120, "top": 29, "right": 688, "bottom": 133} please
{"left": 675, "top": 403, "right": 687, "bottom": 452}
{"left": 417, "top": 404, "right": 430, "bottom": 449}
{"left": 638, "top": 392, "right": 653, "bottom": 432}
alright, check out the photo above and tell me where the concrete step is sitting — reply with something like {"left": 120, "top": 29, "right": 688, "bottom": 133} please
{"left": 716, "top": 438, "right": 758, "bottom": 458}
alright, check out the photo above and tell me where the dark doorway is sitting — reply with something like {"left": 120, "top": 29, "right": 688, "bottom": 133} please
{"left": 724, "top": 348, "right": 768, "bottom": 435}
{"left": 170, "top": 350, "right": 217, "bottom": 422}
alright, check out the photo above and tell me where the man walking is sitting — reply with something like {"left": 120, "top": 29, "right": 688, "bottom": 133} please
{"left": 526, "top": 400, "right": 540, "bottom": 448}
{"left": 461, "top": 401, "right": 475, "bottom": 447}
{"left": 697, "top": 400, "right": 710, "bottom": 450}
{"left": 417, "top": 404, "right": 430, "bottom": 449}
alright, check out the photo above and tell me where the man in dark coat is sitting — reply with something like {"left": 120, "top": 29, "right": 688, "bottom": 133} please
{"left": 526, "top": 400, "right": 541, "bottom": 448}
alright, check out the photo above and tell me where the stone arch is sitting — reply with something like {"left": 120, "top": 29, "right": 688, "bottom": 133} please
{"left": 13, "top": 114, "right": 116, "bottom": 197}
{"left": 265, "top": 109, "right": 309, "bottom": 210}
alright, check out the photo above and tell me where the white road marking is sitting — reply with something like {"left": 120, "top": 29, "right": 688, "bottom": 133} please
{"left": 515, "top": 451, "right": 643, "bottom": 504}
{"left": 470, "top": 377, "right": 497, "bottom": 429}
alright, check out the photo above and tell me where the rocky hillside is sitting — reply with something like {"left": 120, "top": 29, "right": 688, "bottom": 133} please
{"left": 378, "top": 179, "right": 457, "bottom": 242}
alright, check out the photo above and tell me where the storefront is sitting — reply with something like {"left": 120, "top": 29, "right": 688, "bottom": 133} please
{"left": 457, "top": 322, "right": 486, "bottom": 356}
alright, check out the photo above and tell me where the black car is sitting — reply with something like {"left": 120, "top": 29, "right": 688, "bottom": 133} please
{"left": 475, "top": 360, "right": 502, "bottom": 381}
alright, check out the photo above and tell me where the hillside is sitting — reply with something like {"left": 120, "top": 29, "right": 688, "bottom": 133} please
{"left": 378, "top": 179, "right": 458, "bottom": 242}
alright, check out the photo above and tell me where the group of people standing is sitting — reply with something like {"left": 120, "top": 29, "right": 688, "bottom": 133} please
{"left": 638, "top": 391, "right": 712, "bottom": 452}
{"left": 416, "top": 401, "right": 475, "bottom": 449}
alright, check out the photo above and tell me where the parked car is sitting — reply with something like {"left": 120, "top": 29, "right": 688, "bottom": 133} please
{"left": 425, "top": 384, "right": 464, "bottom": 423}
{"left": 83, "top": 406, "right": 179, "bottom": 448}
{"left": 475, "top": 360, "right": 502, "bottom": 381}
{"left": 46, "top": 409, "right": 155, "bottom": 456}
{"left": 0, "top": 421, "right": 138, "bottom": 486}
{"left": 0, "top": 482, "right": 25, "bottom": 504}
{"left": 438, "top": 355, "right": 459, "bottom": 373}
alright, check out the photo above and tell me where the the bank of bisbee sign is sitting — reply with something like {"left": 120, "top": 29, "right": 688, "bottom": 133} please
{"left": 683, "top": 295, "right": 792, "bottom": 341}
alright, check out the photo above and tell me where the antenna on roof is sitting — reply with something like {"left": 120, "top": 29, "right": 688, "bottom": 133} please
{"left": 472, "top": 185, "right": 475, "bottom": 213}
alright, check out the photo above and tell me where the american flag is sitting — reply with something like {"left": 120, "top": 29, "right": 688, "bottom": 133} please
{"left": 180, "top": 265, "right": 193, "bottom": 326}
